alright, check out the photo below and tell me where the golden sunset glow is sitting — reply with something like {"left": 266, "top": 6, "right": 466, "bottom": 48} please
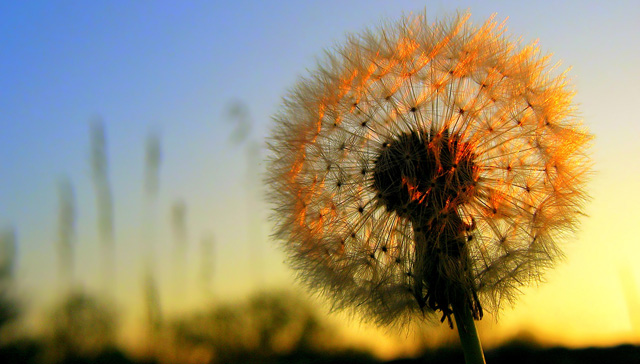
{"left": 1, "top": 1, "right": 640, "bottom": 363}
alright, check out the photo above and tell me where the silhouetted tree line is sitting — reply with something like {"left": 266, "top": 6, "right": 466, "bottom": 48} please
{"left": 389, "top": 341, "right": 640, "bottom": 364}
{"left": 0, "top": 288, "right": 377, "bottom": 364}
{"left": 2, "top": 287, "right": 640, "bottom": 363}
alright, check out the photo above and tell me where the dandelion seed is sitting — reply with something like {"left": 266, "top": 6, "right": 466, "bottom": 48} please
{"left": 267, "top": 11, "right": 591, "bottom": 363}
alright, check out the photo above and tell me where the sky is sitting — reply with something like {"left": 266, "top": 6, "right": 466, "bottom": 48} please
{"left": 1, "top": 0, "right": 640, "bottom": 358}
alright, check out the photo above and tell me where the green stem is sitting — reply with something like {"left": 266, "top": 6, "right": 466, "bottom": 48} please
{"left": 453, "top": 304, "right": 486, "bottom": 364}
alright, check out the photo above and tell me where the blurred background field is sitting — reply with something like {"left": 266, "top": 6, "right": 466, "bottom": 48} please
{"left": 1, "top": 1, "right": 640, "bottom": 363}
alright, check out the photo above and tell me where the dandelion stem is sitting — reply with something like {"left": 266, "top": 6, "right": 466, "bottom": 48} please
{"left": 453, "top": 304, "right": 486, "bottom": 364}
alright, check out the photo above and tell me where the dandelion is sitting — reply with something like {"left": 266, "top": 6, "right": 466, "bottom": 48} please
{"left": 267, "top": 12, "right": 591, "bottom": 363}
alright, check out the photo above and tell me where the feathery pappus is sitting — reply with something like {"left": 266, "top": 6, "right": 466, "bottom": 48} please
{"left": 266, "top": 12, "right": 591, "bottom": 328}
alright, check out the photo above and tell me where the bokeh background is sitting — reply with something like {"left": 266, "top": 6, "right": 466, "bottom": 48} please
{"left": 1, "top": 1, "right": 639, "bottom": 363}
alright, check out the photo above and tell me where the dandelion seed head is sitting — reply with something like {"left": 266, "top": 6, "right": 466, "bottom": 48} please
{"left": 267, "top": 12, "right": 591, "bottom": 327}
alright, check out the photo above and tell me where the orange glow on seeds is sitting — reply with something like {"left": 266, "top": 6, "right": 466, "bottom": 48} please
{"left": 402, "top": 176, "right": 429, "bottom": 204}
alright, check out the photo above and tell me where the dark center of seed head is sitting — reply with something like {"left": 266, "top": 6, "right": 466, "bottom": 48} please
{"left": 372, "top": 129, "right": 477, "bottom": 223}
{"left": 372, "top": 129, "right": 481, "bottom": 323}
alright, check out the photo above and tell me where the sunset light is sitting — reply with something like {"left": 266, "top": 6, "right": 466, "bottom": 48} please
{"left": 1, "top": 1, "right": 639, "bottom": 363}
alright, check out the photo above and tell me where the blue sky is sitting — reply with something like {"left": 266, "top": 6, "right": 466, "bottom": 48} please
{"left": 1, "top": 0, "right": 640, "bottom": 352}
